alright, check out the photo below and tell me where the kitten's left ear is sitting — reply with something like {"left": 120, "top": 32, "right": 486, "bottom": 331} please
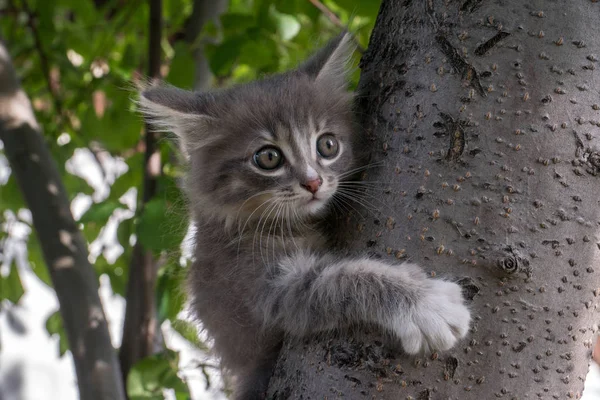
{"left": 137, "top": 85, "right": 217, "bottom": 154}
{"left": 299, "top": 32, "right": 356, "bottom": 90}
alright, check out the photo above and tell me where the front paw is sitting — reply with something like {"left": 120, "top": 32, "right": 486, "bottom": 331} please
{"left": 391, "top": 280, "right": 471, "bottom": 355}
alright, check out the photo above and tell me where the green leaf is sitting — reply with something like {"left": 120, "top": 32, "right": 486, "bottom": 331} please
{"left": 127, "top": 350, "right": 190, "bottom": 399}
{"left": 171, "top": 319, "right": 208, "bottom": 352}
{"left": 79, "top": 201, "right": 121, "bottom": 224}
{"left": 274, "top": 0, "right": 298, "bottom": 14}
{"left": 28, "top": 233, "right": 52, "bottom": 287}
{"left": 163, "top": 0, "right": 193, "bottom": 28}
{"left": 82, "top": 220, "right": 104, "bottom": 244}
{"left": 238, "top": 35, "right": 278, "bottom": 71}
{"left": 220, "top": 12, "right": 256, "bottom": 35}
{"left": 0, "top": 175, "right": 25, "bottom": 212}
{"left": 331, "top": 0, "right": 381, "bottom": 20}
{"left": 156, "top": 264, "right": 185, "bottom": 323}
{"left": 274, "top": 0, "right": 320, "bottom": 21}
{"left": 0, "top": 262, "right": 24, "bottom": 304}
{"left": 206, "top": 36, "right": 245, "bottom": 77}
{"left": 110, "top": 153, "right": 143, "bottom": 201}
{"left": 137, "top": 186, "right": 187, "bottom": 253}
{"left": 79, "top": 201, "right": 121, "bottom": 243}
{"left": 61, "top": 0, "right": 98, "bottom": 25}
{"left": 121, "top": 43, "right": 142, "bottom": 70}
{"left": 63, "top": 172, "right": 94, "bottom": 197}
{"left": 117, "top": 217, "right": 134, "bottom": 248}
{"left": 45, "top": 311, "right": 69, "bottom": 357}
{"left": 95, "top": 254, "right": 129, "bottom": 297}
{"left": 253, "top": 0, "right": 274, "bottom": 29}
{"left": 80, "top": 87, "right": 142, "bottom": 153}
{"left": 272, "top": 11, "right": 301, "bottom": 41}
{"left": 166, "top": 42, "right": 195, "bottom": 89}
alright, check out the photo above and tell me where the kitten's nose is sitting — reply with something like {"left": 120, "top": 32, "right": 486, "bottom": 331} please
{"left": 301, "top": 177, "right": 322, "bottom": 194}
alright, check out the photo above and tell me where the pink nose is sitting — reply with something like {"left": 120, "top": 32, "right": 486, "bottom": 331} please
{"left": 301, "top": 178, "right": 322, "bottom": 194}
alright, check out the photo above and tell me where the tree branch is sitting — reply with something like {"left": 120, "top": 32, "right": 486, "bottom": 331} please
{"left": 184, "top": 0, "right": 228, "bottom": 90}
{"left": 0, "top": 38, "right": 125, "bottom": 400}
{"left": 11, "top": 0, "right": 112, "bottom": 183}
{"left": 119, "top": 0, "right": 163, "bottom": 388}
{"left": 19, "top": 0, "right": 64, "bottom": 119}
{"left": 306, "top": 0, "right": 365, "bottom": 53}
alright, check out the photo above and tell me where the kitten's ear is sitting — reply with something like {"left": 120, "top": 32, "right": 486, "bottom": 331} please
{"left": 299, "top": 32, "right": 356, "bottom": 89}
{"left": 137, "top": 85, "right": 217, "bottom": 153}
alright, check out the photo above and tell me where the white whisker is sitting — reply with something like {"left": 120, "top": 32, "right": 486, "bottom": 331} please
{"left": 254, "top": 200, "right": 279, "bottom": 266}
{"left": 337, "top": 161, "right": 384, "bottom": 179}
{"left": 236, "top": 197, "right": 276, "bottom": 263}
{"left": 332, "top": 193, "right": 366, "bottom": 219}
{"left": 335, "top": 190, "right": 385, "bottom": 217}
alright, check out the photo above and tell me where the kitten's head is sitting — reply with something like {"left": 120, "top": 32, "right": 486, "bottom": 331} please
{"left": 139, "top": 33, "right": 359, "bottom": 225}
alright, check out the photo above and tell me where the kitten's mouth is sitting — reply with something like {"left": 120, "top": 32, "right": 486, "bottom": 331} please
{"left": 306, "top": 197, "right": 319, "bottom": 205}
{"left": 308, "top": 193, "right": 324, "bottom": 202}
{"left": 306, "top": 192, "right": 329, "bottom": 206}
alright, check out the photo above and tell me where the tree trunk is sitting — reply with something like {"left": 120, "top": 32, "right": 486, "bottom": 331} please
{"left": 268, "top": 1, "right": 600, "bottom": 398}
{"left": 184, "top": 0, "right": 228, "bottom": 91}
{"left": 119, "top": 0, "right": 163, "bottom": 386}
{"left": 0, "top": 39, "right": 125, "bottom": 400}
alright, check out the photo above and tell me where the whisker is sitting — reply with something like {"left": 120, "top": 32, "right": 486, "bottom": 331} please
{"left": 337, "top": 180, "right": 388, "bottom": 185}
{"left": 337, "top": 186, "right": 394, "bottom": 202}
{"left": 234, "top": 190, "right": 278, "bottom": 231}
{"left": 292, "top": 203, "right": 313, "bottom": 232}
{"left": 255, "top": 200, "right": 279, "bottom": 266}
{"left": 271, "top": 201, "right": 285, "bottom": 264}
{"left": 328, "top": 195, "right": 347, "bottom": 218}
{"left": 337, "top": 161, "right": 385, "bottom": 179}
{"left": 337, "top": 182, "right": 387, "bottom": 189}
{"left": 335, "top": 190, "right": 386, "bottom": 217}
{"left": 336, "top": 187, "right": 397, "bottom": 215}
{"left": 332, "top": 193, "right": 367, "bottom": 219}
{"left": 236, "top": 197, "right": 276, "bottom": 263}
{"left": 285, "top": 203, "right": 299, "bottom": 253}
{"left": 266, "top": 200, "right": 284, "bottom": 266}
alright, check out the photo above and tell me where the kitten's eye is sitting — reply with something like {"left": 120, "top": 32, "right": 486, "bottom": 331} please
{"left": 254, "top": 147, "right": 283, "bottom": 170}
{"left": 316, "top": 134, "right": 339, "bottom": 159}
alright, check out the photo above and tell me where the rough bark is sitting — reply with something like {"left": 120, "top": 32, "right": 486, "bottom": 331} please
{"left": 268, "top": 1, "right": 600, "bottom": 398}
{"left": 0, "top": 40, "right": 125, "bottom": 400}
{"left": 119, "top": 0, "right": 162, "bottom": 386}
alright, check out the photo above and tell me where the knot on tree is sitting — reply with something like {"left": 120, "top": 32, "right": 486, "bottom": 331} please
{"left": 479, "top": 245, "right": 532, "bottom": 278}
{"left": 497, "top": 255, "right": 519, "bottom": 274}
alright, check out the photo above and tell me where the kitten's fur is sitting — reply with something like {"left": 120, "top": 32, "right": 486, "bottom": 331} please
{"left": 139, "top": 34, "right": 471, "bottom": 399}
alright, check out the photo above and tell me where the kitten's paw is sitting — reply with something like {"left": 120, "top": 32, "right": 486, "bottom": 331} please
{"left": 391, "top": 280, "right": 471, "bottom": 355}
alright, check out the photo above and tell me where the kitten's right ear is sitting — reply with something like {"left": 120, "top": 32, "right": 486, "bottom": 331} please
{"left": 298, "top": 32, "right": 356, "bottom": 90}
{"left": 137, "top": 85, "right": 217, "bottom": 153}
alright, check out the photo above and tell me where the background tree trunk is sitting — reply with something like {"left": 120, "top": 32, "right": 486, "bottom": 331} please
{"left": 0, "top": 39, "right": 125, "bottom": 400}
{"left": 184, "top": 0, "right": 228, "bottom": 91}
{"left": 268, "top": 0, "right": 600, "bottom": 398}
{"left": 119, "top": 0, "right": 163, "bottom": 386}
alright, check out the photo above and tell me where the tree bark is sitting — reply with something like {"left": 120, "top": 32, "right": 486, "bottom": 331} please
{"left": 0, "top": 40, "right": 125, "bottom": 400}
{"left": 268, "top": 1, "right": 600, "bottom": 398}
{"left": 119, "top": 0, "right": 163, "bottom": 387}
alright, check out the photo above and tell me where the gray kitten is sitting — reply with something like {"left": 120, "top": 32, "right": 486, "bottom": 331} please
{"left": 139, "top": 34, "right": 471, "bottom": 399}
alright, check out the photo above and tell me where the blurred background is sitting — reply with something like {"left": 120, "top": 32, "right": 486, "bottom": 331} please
{"left": 0, "top": 0, "right": 380, "bottom": 398}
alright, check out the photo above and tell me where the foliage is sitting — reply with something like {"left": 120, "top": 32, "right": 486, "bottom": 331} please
{"left": 0, "top": 0, "right": 380, "bottom": 397}
{"left": 127, "top": 350, "right": 190, "bottom": 400}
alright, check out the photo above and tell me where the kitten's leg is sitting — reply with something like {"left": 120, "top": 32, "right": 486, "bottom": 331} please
{"left": 256, "top": 251, "right": 471, "bottom": 354}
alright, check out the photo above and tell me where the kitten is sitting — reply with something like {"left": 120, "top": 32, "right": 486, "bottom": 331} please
{"left": 139, "top": 33, "right": 471, "bottom": 399}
